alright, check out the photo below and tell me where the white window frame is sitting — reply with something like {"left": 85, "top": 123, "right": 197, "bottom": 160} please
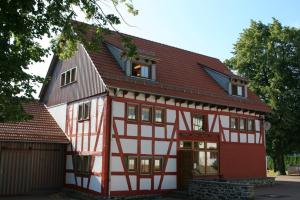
{"left": 60, "top": 67, "right": 77, "bottom": 87}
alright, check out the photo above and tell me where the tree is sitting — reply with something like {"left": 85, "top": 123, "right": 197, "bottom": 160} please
{"left": 225, "top": 18, "right": 300, "bottom": 175}
{"left": 0, "top": 0, "right": 138, "bottom": 122}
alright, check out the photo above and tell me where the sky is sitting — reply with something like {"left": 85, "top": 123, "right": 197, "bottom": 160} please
{"left": 29, "top": 0, "right": 300, "bottom": 97}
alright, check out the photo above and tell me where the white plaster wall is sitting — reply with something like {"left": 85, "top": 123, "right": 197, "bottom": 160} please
{"left": 255, "top": 120, "right": 260, "bottom": 132}
{"left": 154, "top": 175, "right": 161, "bottom": 190}
{"left": 111, "top": 176, "right": 129, "bottom": 191}
{"left": 112, "top": 101, "right": 125, "bottom": 118}
{"left": 240, "top": 133, "right": 247, "bottom": 143}
{"left": 166, "top": 109, "right": 176, "bottom": 123}
{"left": 66, "top": 155, "right": 73, "bottom": 170}
{"left": 183, "top": 112, "right": 191, "bottom": 130}
{"left": 155, "top": 126, "right": 165, "bottom": 138}
{"left": 120, "top": 139, "right": 137, "bottom": 154}
{"left": 231, "top": 132, "right": 238, "bottom": 142}
{"left": 223, "top": 130, "right": 230, "bottom": 142}
{"left": 129, "top": 175, "right": 137, "bottom": 190}
{"left": 115, "top": 120, "right": 124, "bottom": 135}
{"left": 179, "top": 112, "right": 186, "bottom": 130}
{"left": 47, "top": 103, "right": 67, "bottom": 132}
{"left": 111, "top": 156, "right": 124, "bottom": 172}
{"left": 220, "top": 115, "right": 229, "bottom": 128}
{"left": 92, "top": 156, "right": 102, "bottom": 173}
{"left": 161, "top": 175, "right": 177, "bottom": 189}
{"left": 165, "top": 158, "right": 177, "bottom": 172}
{"left": 170, "top": 142, "right": 177, "bottom": 155}
{"left": 166, "top": 125, "right": 174, "bottom": 138}
{"left": 141, "top": 125, "right": 152, "bottom": 137}
{"left": 127, "top": 123, "right": 138, "bottom": 136}
{"left": 66, "top": 173, "right": 75, "bottom": 184}
{"left": 141, "top": 140, "right": 152, "bottom": 154}
{"left": 155, "top": 141, "right": 169, "bottom": 155}
{"left": 140, "top": 178, "right": 151, "bottom": 190}
{"left": 89, "top": 175, "right": 102, "bottom": 192}
{"left": 248, "top": 134, "right": 255, "bottom": 143}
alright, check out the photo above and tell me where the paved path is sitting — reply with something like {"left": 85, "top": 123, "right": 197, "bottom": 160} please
{"left": 1, "top": 176, "right": 300, "bottom": 200}
{"left": 255, "top": 176, "right": 300, "bottom": 200}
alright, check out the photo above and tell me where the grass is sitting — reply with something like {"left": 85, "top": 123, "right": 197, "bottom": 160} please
{"left": 267, "top": 170, "right": 279, "bottom": 177}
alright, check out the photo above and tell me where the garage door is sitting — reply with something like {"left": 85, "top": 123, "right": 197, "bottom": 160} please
{"left": 0, "top": 142, "right": 65, "bottom": 196}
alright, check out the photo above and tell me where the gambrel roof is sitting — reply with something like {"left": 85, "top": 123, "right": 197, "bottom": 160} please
{"left": 0, "top": 101, "right": 68, "bottom": 143}
{"left": 86, "top": 32, "right": 270, "bottom": 113}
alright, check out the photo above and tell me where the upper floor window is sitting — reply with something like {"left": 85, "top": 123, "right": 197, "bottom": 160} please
{"left": 132, "top": 63, "right": 151, "bottom": 79}
{"left": 247, "top": 119, "right": 255, "bottom": 132}
{"left": 230, "top": 117, "right": 238, "bottom": 130}
{"left": 78, "top": 102, "right": 91, "bottom": 121}
{"left": 193, "top": 114, "right": 205, "bottom": 131}
{"left": 240, "top": 118, "right": 246, "bottom": 131}
{"left": 61, "top": 67, "right": 77, "bottom": 86}
{"left": 141, "top": 106, "right": 152, "bottom": 122}
{"left": 154, "top": 108, "right": 164, "bottom": 123}
{"left": 127, "top": 104, "right": 138, "bottom": 120}
{"left": 231, "top": 84, "right": 245, "bottom": 97}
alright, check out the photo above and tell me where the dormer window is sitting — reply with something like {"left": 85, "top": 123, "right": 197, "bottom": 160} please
{"left": 231, "top": 84, "right": 245, "bottom": 97}
{"left": 230, "top": 77, "right": 247, "bottom": 98}
{"left": 131, "top": 63, "right": 151, "bottom": 79}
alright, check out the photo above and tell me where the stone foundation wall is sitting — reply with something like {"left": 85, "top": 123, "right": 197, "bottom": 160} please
{"left": 229, "top": 177, "right": 275, "bottom": 187}
{"left": 188, "top": 179, "right": 254, "bottom": 200}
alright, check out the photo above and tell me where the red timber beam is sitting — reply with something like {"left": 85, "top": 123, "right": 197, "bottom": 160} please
{"left": 102, "top": 95, "right": 112, "bottom": 196}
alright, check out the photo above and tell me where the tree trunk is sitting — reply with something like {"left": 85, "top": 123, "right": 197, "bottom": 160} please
{"left": 278, "top": 153, "right": 286, "bottom": 175}
{"left": 272, "top": 156, "right": 278, "bottom": 172}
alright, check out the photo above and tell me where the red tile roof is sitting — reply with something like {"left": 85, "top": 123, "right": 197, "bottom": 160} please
{"left": 0, "top": 101, "right": 69, "bottom": 143}
{"left": 86, "top": 32, "right": 270, "bottom": 113}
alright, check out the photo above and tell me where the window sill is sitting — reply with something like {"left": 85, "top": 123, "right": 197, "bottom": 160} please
{"left": 60, "top": 80, "right": 77, "bottom": 88}
{"left": 78, "top": 118, "right": 90, "bottom": 123}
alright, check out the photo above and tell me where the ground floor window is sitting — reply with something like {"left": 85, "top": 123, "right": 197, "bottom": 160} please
{"left": 74, "top": 155, "right": 91, "bottom": 176}
{"left": 179, "top": 140, "right": 219, "bottom": 176}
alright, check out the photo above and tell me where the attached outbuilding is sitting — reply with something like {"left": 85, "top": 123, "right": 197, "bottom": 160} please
{"left": 0, "top": 101, "right": 69, "bottom": 196}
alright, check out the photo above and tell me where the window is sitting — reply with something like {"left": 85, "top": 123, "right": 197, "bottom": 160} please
{"left": 194, "top": 141, "right": 205, "bottom": 149}
{"left": 192, "top": 141, "right": 219, "bottom": 176}
{"left": 248, "top": 119, "right": 255, "bottom": 132}
{"left": 74, "top": 155, "right": 91, "bottom": 176}
{"left": 230, "top": 117, "right": 238, "bottom": 130}
{"left": 132, "top": 63, "right": 151, "bottom": 79}
{"left": 127, "top": 157, "right": 137, "bottom": 172}
{"left": 127, "top": 104, "right": 138, "bottom": 120}
{"left": 78, "top": 102, "right": 91, "bottom": 121}
{"left": 141, "top": 106, "right": 152, "bottom": 122}
{"left": 154, "top": 108, "right": 164, "bottom": 123}
{"left": 231, "top": 84, "right": 245, "bottom": 97}
{"left": 140, "top": 158, "right": 151, "bottom": 174}
{"left": 240, "top": 118, "right": 246, "bottom": 131}
{"left": 61, "top": 67, "right": 77, "bottom": 86}
{"left": 179, "top": 141, "right": 193, "bottom": 149}
{"left": 193, "top": 114, "right": 205, "bottom": 131}
{"left": 154, "top": 158, "right": 163, "bottom": 172}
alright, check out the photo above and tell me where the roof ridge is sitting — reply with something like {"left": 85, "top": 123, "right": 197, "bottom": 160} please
{"left": 73, "top": 20, "right": 224, "bottom": 63}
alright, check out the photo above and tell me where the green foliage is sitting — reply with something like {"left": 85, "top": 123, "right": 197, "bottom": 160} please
{"left": 0, "top": 0, "right": 138, "bottom": 122}
{"left": 267, "top": 155, "right": 300, "bottom": 170}
{"left": 225, "top": 18, "right": 300, "bottom": 174}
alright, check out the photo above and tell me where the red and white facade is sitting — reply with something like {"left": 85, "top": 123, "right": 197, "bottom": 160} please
{"left": 40, "top": 29, "right": 270, "bottom": 197}
{"left": 48, "top": 90, "right": 266, "bottom": 196}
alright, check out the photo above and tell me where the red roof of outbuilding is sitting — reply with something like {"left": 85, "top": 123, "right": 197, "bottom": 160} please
{"left": 86, "top": 32, "right": 270, "bottom": 113}
{"left": 0, "top": 101, "right": 69, "bottom": 143}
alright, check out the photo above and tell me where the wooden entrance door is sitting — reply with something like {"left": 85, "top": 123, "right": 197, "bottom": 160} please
{"left": 178, "top": 150, "right": 193, "bottom": 190}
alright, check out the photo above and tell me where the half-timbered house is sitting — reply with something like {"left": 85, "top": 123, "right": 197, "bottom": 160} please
{"left": 39, "top": 27, "right": 271, "bottom": 197}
